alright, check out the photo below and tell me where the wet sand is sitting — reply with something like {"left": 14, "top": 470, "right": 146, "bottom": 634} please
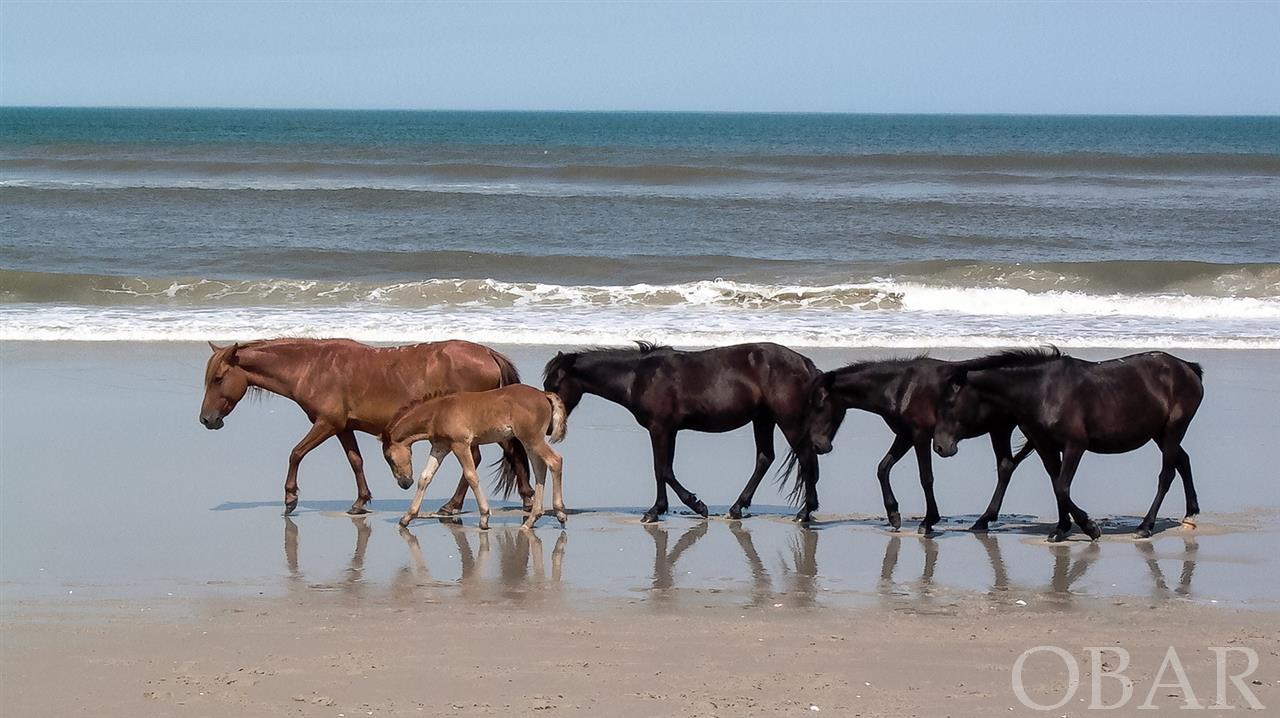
{"left": 3, "top": 341, "right": 1279, "bottom": 714}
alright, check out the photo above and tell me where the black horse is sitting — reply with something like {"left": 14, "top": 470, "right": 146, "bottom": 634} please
{"left": 797, "top": 357, "right": 1036, "bottom": 534}
{"left": 933, "top": 348, "right": 1204, "bottom": 542}
{"left": 543, "top": 341, "right": 822, "bottom": 522}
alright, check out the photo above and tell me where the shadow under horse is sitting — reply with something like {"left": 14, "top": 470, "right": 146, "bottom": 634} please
{"left": 934, "top": 348, "right": 1204, "bottom": 542}
{"left": 543, "top": 341, "right": 822, "bottom": 522}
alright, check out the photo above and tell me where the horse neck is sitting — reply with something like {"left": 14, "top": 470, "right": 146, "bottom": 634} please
{"left": 234, "top": 344, "right": 308, "bottom": 402}
{"left": 967, "top": 367, "right": 1042, "bottom": 413}
{"left": 574, "top": 356, "right": 637, "bottom": 406}
{"left": 830, "top": 366, "right": 900, "bottom": 415}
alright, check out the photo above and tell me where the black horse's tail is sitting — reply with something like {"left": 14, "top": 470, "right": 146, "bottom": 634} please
{"left": 493, "top": 440, "right": 529, "bottom": 500}
{"left": 488, "top": 347, "right": 529, "bottom": 499}
{"left": 775, "top": 449, "right": 805, "bottom": 504}
{"left": 1011, "top": 439, "right": 1036, "bottom": 468}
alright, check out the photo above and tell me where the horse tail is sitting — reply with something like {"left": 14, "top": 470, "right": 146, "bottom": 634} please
{"left": 1011, "top": 439, "right": 1036, "bottom": 467}
{"left": 493, "top": 440, "right": 528, "bottom": 500}
{"left": 489, "top": 347, "right": 522, "bottom": 387}
{"left": 774, "top": 449, "right": 804, "bottom": 504}
{"left": 545, "top": 392, "right": 568, "bottom": 443}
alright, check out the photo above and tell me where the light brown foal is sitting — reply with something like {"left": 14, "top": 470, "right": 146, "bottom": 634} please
{"left": 384, "top": 384, "right": 568, "bottom": 530}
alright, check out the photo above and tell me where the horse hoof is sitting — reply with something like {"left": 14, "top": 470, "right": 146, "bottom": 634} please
{"left": 283, "top": 499, "right": 298, "bottom": 516}
{"left": 970, "top": 521, "right": 991, "bottom": 533}
{"left": 1181, "top": 517, "right": 1198, "bottom": 530}
{"left": 1134, "top": 527, "right": 1153, "bottom": 539}
{"left": 398, "top": 516, "right": 412, "bottom": 528}
{"left": 436, "top": 505, "right": 459, "bottom": 517}
{"left": 346, "top": 506, "right": 370, "bottom": 516}
{"left": 728, "top": 506, "right": 743, "bottom": 520}
{"left": 918, "top": 523, "right": 937, "bottom": 537}
{"left": 693, "top": 501, "right": 709, "bottom": 519}
{"left": 795, "top": 511, "right": 813, "bottom": 523}
{"left": 1047, "top": 530, "right": 1069, "bottom": 543}
{"left": 1083, "top": 521, "right": 1102, "bottom": 540}
{"left": 640, "top": 511, "right": 662, "bottom": 524}
{"left": 557, "top": 513, "right": 567, "bottom": 527}
{"left": 888, "top": 512, "right": 902, "bottom": 530}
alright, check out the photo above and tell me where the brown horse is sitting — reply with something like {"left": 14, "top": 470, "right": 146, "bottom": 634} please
{"left": 383, "top": 384, "right": 568, "bottom": 531}
{"left": 199, "top": 338, "right": 533, "bottom": 515}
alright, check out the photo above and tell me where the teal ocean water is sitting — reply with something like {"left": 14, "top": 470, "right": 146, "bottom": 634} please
{"left": 2, "top": 108, "right": 1277, "bottom": 346}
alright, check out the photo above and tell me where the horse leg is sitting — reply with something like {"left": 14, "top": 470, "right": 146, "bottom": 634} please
{"left": 454, "top": 443, "right": 491, "bottom": 530}
{"left": 544, "top": 443, "right": 567, "bottom": 526}
{"left": 399, "top": 444, "right": 449, "bottom": 527}
{"left": 1176, "top": 448, "right": 1199, "bottom": 527}
{"left": 337, "top": 430, "right": 373, "bottom": 515}
{"left": 642, "top": 429, "right": 674, "bottom": 523}
{"left": 283, "top": 422, "right": 337, "bottom": 515}
{"left": 877, "top": 434, "right": 912, "bottom": 530}
{"left": 913, "top": 438, "right": 942, "bottom": 535}
{"left": 973, "top": 428, "right": 1017, "bottom": 532}
{"left": 1136, "top": 442, "right": 1180, "bottom": 539}
{"left": 1047, "top": 443, "right": 1093, "bottom": 542}
{"left": 728, "top": 417, "right": 775, "bottom": 520}
{"left": 521, "top": 447, "right": 548, "bottom": 530}
{"left": 436, "top": 457, "right": 473, "bottom": 517}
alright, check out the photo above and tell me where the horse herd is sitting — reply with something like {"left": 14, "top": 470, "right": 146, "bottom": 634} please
{"left": 200, "top": 338, "right": 1204, "bottom": 542}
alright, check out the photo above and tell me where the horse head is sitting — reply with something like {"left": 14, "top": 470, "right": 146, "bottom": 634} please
{"left": 542, "top": 351, "right": 584, "bottom": 414}
{"left": 200, "top": 342, "right": 250, "bottom": 430}
{"left": 932, "top": 368, "right": 971, "bottom": 458}
{"left": 803, "top": 373, "right": 844, "bottom": 455}
{"left": 379, "top": 425, "right": 416, "bottom": 490}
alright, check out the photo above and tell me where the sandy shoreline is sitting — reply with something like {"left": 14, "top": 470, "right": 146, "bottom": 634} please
{"left": 3, "top": 341, "right": 1279, "bottom": 714}
{"left": 5, "top": 591, "right": 1277, "bottom": 716}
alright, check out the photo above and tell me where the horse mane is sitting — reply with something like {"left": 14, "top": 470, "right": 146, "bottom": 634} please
{"left": 960, "top": 345, "right": 1065, "bottom": 373}
{"left": 543, "top": 340, "right": 672, "bottom": 379}
{"left": 831, "top": 352, "right": 931, "bottom": 378}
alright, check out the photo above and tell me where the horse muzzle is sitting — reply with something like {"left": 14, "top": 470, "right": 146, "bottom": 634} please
{"left": 200, "top": 415, "right": 225, "bottom": 430}
{"left": 933, "top": 441, "right": 957, "bottom": 458}
{"left": 396, "top": 474, "right": 414, "bottom": 490}
{"left": 813, "top": 439, "right": 834, "bottom": 455}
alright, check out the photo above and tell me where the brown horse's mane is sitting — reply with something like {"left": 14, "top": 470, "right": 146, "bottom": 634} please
{"left": 543, "top": 340, "right": 671, "bottom": 379}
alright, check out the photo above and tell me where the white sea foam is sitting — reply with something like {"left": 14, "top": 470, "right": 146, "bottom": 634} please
{"left": 2, "top": 303, "right": 1276, "bottom": 349}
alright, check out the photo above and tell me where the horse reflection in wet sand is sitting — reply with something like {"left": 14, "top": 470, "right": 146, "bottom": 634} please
{"left": 934, "top": 348, "right": 1204, "bottom": 542}
{"left": 199, "top": 338, "right": 535, "bottom": 516}
{"left": 383, "top": 384, "right": 568, "bottom": 530}
{"left": 396, "top": 522, "right": 566, "bottom": 604}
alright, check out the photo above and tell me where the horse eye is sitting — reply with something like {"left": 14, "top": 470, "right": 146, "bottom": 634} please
{"left": 213, "top": 376, "right": 223, "bottom": 385}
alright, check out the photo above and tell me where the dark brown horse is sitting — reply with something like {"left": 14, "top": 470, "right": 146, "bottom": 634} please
{"left": 199, "top": 338, "right": 532, "bottom": 515}
{"left": 933, "top": 348, "right": 1204, "bottom": 542}
{"left": 797, "top": 357, "right": 1036, "bottom": 534}
{"left": 543, "top": 341, "right": 822, "bottom": 522}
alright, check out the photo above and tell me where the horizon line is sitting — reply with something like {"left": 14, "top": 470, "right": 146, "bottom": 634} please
{"left": 3, "top": 104, "right": 1278, "bottom": 119}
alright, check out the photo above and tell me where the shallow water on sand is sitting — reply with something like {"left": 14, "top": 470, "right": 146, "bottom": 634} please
{"left": 2, "top": 342, "right": 1278, "bottom": 610}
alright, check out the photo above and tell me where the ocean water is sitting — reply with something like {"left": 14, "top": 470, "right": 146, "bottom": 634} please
{"left": 2, "top": 108, "right": 1278, "bottom": 347}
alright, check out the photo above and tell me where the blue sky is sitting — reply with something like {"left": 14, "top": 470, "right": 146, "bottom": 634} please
{"left": 2, "top": 1, "right": 1277, "bottom": 114}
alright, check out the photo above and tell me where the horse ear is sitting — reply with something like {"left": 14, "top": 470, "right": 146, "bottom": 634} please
{"left": 208, "top": 341, "right": 222, "bottom": 354}
{"left": 225, "top": 343, "right": 242, "bottom": 366}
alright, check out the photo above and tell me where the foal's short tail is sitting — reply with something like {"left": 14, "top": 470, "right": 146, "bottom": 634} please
{"left": 545, "top": 392, "right": 568, "bottom": 443}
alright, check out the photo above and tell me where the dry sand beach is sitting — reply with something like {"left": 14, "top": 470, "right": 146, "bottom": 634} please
{"left": 2, "top": 342, "right": 1278, "bottom": 715}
